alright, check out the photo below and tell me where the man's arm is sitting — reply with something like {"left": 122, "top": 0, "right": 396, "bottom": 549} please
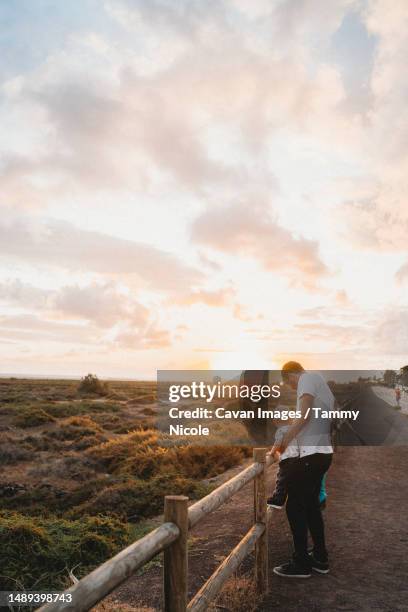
{"left": 279, "top": 393, "right": 314, "bottom": 452}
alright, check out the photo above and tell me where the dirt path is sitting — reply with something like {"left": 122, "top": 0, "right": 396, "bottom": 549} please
{"left": 102, "top": 445, "right": 408, "bottom": 611}
{"left": 260, "top": 446, "right": 408, "bottom": 612}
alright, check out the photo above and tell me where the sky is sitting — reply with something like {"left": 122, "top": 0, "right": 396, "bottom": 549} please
{"left": 0, "top": 0, "right": 407, "bottom": 378}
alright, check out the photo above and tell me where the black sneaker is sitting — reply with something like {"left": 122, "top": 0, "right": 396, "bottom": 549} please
{"left": 267, "top": 496, "right": 286, "bottom": 509}
{"left": 308, "top": 552, "right": 329, "bottom": 574}
{"left": 273, "top": 561, "right": 311, "bottom": 578}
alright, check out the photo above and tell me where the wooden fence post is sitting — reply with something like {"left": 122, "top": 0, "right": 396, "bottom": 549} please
{"left": 164, "top": 495, "right": 188, "bottom": 612}
{"left": 253, "top": 448, "right": 268, "bottom": 597}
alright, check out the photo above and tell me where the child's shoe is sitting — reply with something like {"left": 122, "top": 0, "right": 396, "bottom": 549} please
{"left": 267, "top": 493, "right": 286, "bottom": 509}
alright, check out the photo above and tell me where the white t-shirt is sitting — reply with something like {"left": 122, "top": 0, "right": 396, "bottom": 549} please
{"left": 296, "top": 372, "right": 334, "bottom": 457}
{"left": 275, "top": 425, "right": 300, "bottom": 460}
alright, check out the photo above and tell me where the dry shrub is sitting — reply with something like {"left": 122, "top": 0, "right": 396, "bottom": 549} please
{"left": 13, "top": 406, "right": 55, "bottom": 428}
{"left": 47, "top": 401, "right": 121, "bottom": 419}
{"left": 85, "top": 430, "right": 158, "bottom": 472}
{"left": 92, "top": 413, "right": 122, "bottom": 430}
{"left": 174, "top": 446, "right": 248, "bottom": 479}
{"left": 70, "top": 434, "right": 107, "bottom": 451}
{"left": 87, "top": 432, "right": 250, "bottom": 484}
{"left": 0, "top": 440, "right": 31, "bottom": 464}
{"left": 46, "top": 402, "right": 88, "bottom": 418}
{"left": 112, "top": 419, "right": 152, "bottom": 434}
{"left": 209, "top": 574, "right": 260, "bottom": 612}
{"left": 22, "top": 434, "right": 62, "bottom": 452}
{"left": 119, "top": 446, "right": 170, "bottom": 479}
{"left": 86, "top": 401, "right": 122, "bottom": 413}
{"left": 78, "top": 374, "right": 109, "bottom": 396}
{"left": 52, "top": 416, "right": 102, "bottom": 440}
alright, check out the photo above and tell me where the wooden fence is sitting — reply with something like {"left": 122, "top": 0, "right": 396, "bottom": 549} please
{"left": 39, "top": 448, "right": 273, "bottom": 612}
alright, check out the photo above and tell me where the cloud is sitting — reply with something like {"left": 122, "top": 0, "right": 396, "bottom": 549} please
{"left": 295, "top": 322, "right": 367, "bottom": 345}
{"left": 233, "top": 303, "right": 264, "bottom": 322}
{"left": 0, "top": 215, "right": 203, "bottom": 292}
{"left": 339, "top": 196, "right": 408, "bottom": 252}
{"left": 191, "top": 198, "right": 328, "bottom": 288}
{"left": 52, "top": 283, "right": 148, "bottom": 328}
{"left": 0, "top": 280, "right": 172, "bottom": 351}
{"left": 0, "top": 279, "right": 50, "bottom": 309}
{"left": 335, "top": 289, "right": 350, "bottom": 305}
{"left": 0, "top": 0, "right": 355, "bottom": 213}
{"left": 114, "top": 326, "right": 171, "bottom": 349}
{"left": 375, "top": 309, "right": 408, "bottom": 355}
{"left": 396, "top": 261, "right": 408, "bottom": 284}
{"left": 336, "top": 2, "right": 408, "bottom": 253}
{"left": 176, "top": 287, "right": 235, "bottom": 307}
{"left": 1, "top": 0, "right": 406, "bottom": 375}
{"left": 0, "top": 314, "right": 95, "bottom": 344}
{"left": 0, "top": 279, "right": 148, "bottom": 328}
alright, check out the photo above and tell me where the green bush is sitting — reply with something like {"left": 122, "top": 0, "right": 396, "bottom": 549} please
{"left": 68, "top": 474, "right": 209, "bottom": 522}
{"left": 0, "top": 511, "right": 129, "bottom": 590}
{"left": 0, "top": 476, "right": 108, "bottom": 517}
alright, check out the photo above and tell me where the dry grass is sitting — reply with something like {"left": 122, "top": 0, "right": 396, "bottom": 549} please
{"left": 208, "top": 574, "right": 261, "bottom": 612}
{"left": 93, "top": 603, "right": 155, "bottom": 612}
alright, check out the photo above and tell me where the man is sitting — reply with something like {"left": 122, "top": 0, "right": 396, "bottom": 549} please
{"left": 272, "top": 361, "right": 334, "bottom": 578}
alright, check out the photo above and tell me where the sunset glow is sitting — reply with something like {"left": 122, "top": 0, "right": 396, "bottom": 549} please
{"left": 1, "top": 1, "right": 407, "bottom": 378}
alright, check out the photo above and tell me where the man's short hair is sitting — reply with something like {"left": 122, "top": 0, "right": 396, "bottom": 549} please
{"left": 281, "top": 361, "right": 304, "bottom": 381}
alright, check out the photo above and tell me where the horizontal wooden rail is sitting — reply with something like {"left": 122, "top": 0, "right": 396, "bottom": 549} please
{"left": 187, "top": 523, "right": 265, "bottom": 612}
{"left": 188, "top": 461, "right": 263, "bottom": 528}
{"left": 38, "top": 522, "right": 179, "bottom": 612}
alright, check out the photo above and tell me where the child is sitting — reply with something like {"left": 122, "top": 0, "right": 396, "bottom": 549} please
{"left": 267, "top": 422, "right": 328, "bottom": 509}
{"left": 267, "top": 423, "right": 299, "bottom": 509}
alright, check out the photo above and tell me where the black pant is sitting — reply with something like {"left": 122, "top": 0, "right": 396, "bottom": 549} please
{"left": 273, "top": 457, "right": 298, "bottom": 503}
{"left": 285, "top": 453, "right": 332, "bottom": 566}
